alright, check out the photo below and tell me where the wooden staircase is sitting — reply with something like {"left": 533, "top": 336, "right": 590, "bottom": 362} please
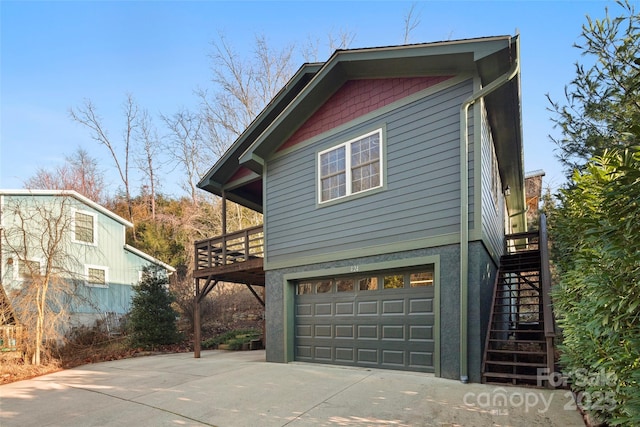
{"left": 482, "top": 214, "right": 556, "bottom": 387}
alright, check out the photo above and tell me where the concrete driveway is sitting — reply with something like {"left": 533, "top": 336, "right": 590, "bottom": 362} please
{"left": 1, "top": 350, "right": 584, "bottom": 426}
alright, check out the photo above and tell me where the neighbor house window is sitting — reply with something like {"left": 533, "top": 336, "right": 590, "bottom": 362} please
{"left": 73, "top": 210, "right": 97, "bottom": 244}
{"left": 319, "top": 129, "right": 382, "bottom": 203}
{"left": 86, "top": 265, "right": 108, "bottom": 287}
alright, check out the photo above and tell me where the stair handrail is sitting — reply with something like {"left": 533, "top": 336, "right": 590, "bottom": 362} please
{"left": 539, "top": 213, "right": 556, "bottom": 379}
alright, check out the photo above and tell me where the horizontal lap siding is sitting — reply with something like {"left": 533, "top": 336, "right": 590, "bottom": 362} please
{"left": 480, "top": 103, "right": 505, "bottom": 258}
{"left": 266, "top": 80, "right": 474, "bottom": 264}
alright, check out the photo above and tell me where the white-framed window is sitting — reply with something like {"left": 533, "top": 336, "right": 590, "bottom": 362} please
{"left": 85, "top": 265, "right": 108, "bottom": 288}
{"left": 318, "top": 129, "right": 383, "bottom": 203}
{"left": 72, "top": 209, "right": 97, "bottom": 245}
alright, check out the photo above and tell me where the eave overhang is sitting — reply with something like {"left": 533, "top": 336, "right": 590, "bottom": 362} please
{"left": 476, "top": 36, "right": 525, "bottom": 228}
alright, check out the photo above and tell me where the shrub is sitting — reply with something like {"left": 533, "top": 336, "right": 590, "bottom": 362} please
{"left": 128, "top": 266, "right": 182, "bottom": 349}
{"left": 201, "top": 328, "right": 260, "bottom": 350}
{"left": 550, "top": 149, "right": 640, "bottom": 425}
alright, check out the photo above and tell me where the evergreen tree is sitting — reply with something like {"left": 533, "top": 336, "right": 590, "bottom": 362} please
{"left": 128, "top": 266, "right": 181, "bottom": 348}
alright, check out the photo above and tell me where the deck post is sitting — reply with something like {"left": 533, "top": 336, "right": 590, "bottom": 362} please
{"left": 221, "top": 190, "right": 227, "bottom": 235}
{"left": 194, "top": 278, "right": 201, "bottom": 358}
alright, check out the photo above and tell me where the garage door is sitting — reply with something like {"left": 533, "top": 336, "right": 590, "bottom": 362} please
{"left": 294, "top": 267, "right": 435, "bottom": 372}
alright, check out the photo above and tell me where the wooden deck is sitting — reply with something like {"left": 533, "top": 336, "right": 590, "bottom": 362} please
{"left": 194, "top": 225, "right": 265, "bottom": 286}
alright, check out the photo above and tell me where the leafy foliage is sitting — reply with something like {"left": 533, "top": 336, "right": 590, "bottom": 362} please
{"left": 548, "top": 0, "right": 640, "bottom": 175}
{"left": 128, "top": 266, "right": 182, "bottom": 349}
{"left": 550, "top": 148, "right": 640, "bottom": 425}
{"left": 543, "top": 4, "right": 640, "bottom": 423}
{"left": 201, "top": 328, "right": 261, "bottom": 350}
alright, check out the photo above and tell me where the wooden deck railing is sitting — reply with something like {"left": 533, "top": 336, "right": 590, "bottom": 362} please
{"left": 195, "top": 225, "right": 264, "bottom": 271}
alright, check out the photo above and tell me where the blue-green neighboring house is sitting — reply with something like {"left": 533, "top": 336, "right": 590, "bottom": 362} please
{"left": 0, "top": 189, "right": 175, "bottom": 331}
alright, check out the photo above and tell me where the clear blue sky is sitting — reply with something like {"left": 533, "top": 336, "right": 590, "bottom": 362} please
{"left": 0, "top": 0, "right": 616, "bottom": 198}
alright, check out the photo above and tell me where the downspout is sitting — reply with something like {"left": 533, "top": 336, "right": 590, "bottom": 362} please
{"left": 458, "top": 37, "right": 520, "bottom": 383}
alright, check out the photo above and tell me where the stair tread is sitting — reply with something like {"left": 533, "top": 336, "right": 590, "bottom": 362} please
{"left": 493, "top": 302, "right": 541, "bottom": 306}
{"left": 486, "top": 349, "right": 546, "bottom": 355}
{"left": 482, "top": 372, "right": 541, "bottom": 380}
{"left": 485, "top": 246, "right": 554, "bottom": 384}
{"left": 484, "top": 360, "right": 547, "bottom": 367}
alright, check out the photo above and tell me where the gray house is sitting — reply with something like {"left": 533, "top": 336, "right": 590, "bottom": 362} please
{"left": 194, "top": 35, "right": 554, "bottom": 385}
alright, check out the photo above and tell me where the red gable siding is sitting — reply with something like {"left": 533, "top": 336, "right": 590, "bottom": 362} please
{"left": 279, "top": 76, "right": 452, "bottom": 151}
{"left": 228, "top": 166, "right": 254, "bottom": 183}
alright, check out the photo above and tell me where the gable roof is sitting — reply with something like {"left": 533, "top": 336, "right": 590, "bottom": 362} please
{"left": 198, "top": 35, "right": 524, "bottom": 215}
{"left": 0, "top": 189, "right": 133, "bottom": 227}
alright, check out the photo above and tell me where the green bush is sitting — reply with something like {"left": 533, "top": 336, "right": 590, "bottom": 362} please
{"left": 201, "top": 328, "right": 260, "bottom": 350}
{"left": 550, "top": 149, "right": 640, "bottom": 425}
{"left": 201, "top": 337, "right": 218, "bottom": 350}
{"left": 128, "top": 266, "right": 182, "bottom": 349}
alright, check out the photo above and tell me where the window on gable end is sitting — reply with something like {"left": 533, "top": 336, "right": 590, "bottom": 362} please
{"left": 73, "top": 210, "right": 96, "bottom": 244}
{"left": 318, "top": 129, "right": 383, "bottom": 203}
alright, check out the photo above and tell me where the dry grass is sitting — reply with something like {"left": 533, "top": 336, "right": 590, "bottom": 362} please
{"left": 0, "top": 355, "right": 61, "bottom": 385}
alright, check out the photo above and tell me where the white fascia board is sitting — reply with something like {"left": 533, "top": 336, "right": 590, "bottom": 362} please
{"left": 124, "top": 244, "right": 176, "bottom": 272}
{"left": 0, "top": 189, "right": 133, "bottom": 228}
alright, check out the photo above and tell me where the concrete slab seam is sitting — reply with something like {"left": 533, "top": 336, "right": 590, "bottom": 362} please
{"left": 64, "top": 383, "right": 218, "bottom": 427}
{"left": 281, "top": 370, "right": 375, "bottom": 426}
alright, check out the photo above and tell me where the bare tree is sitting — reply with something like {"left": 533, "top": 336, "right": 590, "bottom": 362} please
{"left": 196, "top": 33, "right": 296, "bottom": 158}
{"left": 134, "top": 109, "right": 161, "bottom": 219}
{"left": 403, "top": 3, "right": 422, "bottom": 44}
{"left": 1, "top": 196, "right": 81, "bottom": 365}
{"left": 161, "top": 109, "right": 209, "bottom": 205}
{"left": 24, "top": 148, "right": 107, "bottom": 204}
{"left": 302, "top": 29, "right": 356, "bottom": 63}
{"left": 301, "top": 35, "right": 322, "bottom": 63}
{"left": 327, "top": 28, "right": 356, "bottom": 52}
{"left": 69, "top": 94, "right": 138, "bottom": 221}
